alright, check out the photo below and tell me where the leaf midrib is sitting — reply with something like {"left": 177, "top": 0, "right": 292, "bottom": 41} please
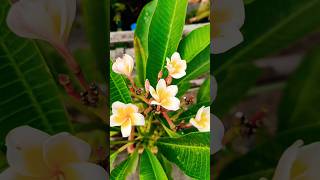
{"left": 157, "top": 141, "right": 209, "bottom": 150}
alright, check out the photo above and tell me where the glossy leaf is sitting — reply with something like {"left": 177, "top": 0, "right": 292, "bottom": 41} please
{"left": 146, "top": 0, "right": 188, "bottom": 86}
{"left": 157, "top": 153, "right": 173, "bottom": 180}
{"left": 278, "top": 47, "right": 320, "bottom": 130}
{"left": 0, "top": 3, "right": 71, "bottom": 148}
{"left": 110, "top": 61, "right": 132, "bottom": 104}
{"left": 139, "top": 148, "right": 168, "bottom": 180}
{"left": 156, "top": 132, "right": 210, "bottom": 179}
{"left": 110, "top": 150, "right": 139, "bottom": 180}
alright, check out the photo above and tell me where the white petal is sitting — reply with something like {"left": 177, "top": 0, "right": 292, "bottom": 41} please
{"left": 162, "top": 97, "right": 180, "bottom": 111}
{"left": 112, "top": 59, "right": 125, "bottom": 75}
{"left": 127, "top": 103, "right": 139, "bottom": 113}
{"left": 150, "top": 100, "right": 160, "bottom": 105}
{"left": 212, "top": 0, "right": 245, "bottom": 28}
{"left": 149, "top": 85, "right": 159, "bottom": 101}
{"left": 171, "top": 71, "right": 186, "bottom": 79}
{"left": 195, "top": 106, "right": 205, "bottom": 121}
{"left": 156, "top": 79, "right": 167, "bottom": 93}
{"left": 166, "top": 85, "right": 178, "bottom": 97}
{"left": 62, "top": 0, "right": 76, "bottom": 41}
{"left": 211, "top": 114, "right": 224, "bottom": 154}
{"left": 62, "top": 162, "right": 108, "bottom": 180}
{"left": 295, "top": 142, "right": 320, "bottom": 179}
{"left": 131, "top": 113, "right": 145, "bottom": 126}
{"left": 5, "top": 126, "right": 51, "bottom": 177}
{"left": 171, "top": 52, "right": 181, "bottom": 61}
{"left": 123, "top": 54, "right": 134, "bottom": 73}
{"left": 273, "top": 140, "right": 304, "bottom": 180}
{"left": 121, "top": 121, "right": 132, "bottom": 138}
{"left": 110, "top": 114, "right": 125, "bottom": 127}
{"left": 111, "top": 101, "right": 126, "bottom": 114}
{"left": 43, "top": 133, "right": 91, "bottom": 169}
{"left": 211, "top": 25, "right": 243, "bottom": 54}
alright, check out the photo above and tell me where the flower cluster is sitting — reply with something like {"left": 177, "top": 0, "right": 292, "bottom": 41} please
{"left": 110, "top": 52, "right": 211, "bottom": 138}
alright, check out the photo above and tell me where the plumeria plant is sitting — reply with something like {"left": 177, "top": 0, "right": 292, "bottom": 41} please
{"left": 109, "top": 0, "right": 221, "bottom": 179}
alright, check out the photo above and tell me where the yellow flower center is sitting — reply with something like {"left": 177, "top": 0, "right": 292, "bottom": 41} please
{"left": 290, "top": 160, "right": 308, "bottom": 179}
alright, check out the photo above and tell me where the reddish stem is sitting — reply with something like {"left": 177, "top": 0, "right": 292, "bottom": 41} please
{"left": 127, "top": 127, "right": 135, "bottom": 154}
{"left": 162, "top": 111, "right": 175, "bottom": 129}
{"left": 58, "top": 74, "right": 81, "bottom": 100}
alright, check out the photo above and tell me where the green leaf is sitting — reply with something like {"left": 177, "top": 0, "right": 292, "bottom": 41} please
{"left": 197, "top": 77, "right": 210, "bottom": 103}
{"left": 81, "top": 0, "right": 108, "bottom": 77}
{"left": 218, "top": 124, "right": 320, "bottom": 179}
{"left": 213, "top": 63, "right": 261, "bottom": 117}
{"left": 146, "top": 0, "right": 188, "bottom": 86}
{"left": 157, "top": 153, "right": 173, "bottom": 180}
{"left": 214, "top": 0, "right": 320, "bottom": 76}
{"left": 110, "top": 61, "right": 132, "bottom": 104}
{"left": 178, "top": 24, "right": 210, "bottom": 63}
{"left": 0, "top": 151, "right": 7, "bottom": 171}
{"left": 161, "top": 123, "right": 180, "bottom": 138}
{"left": 156, "top": 132, "right": 210, "bottom": 180}
{"left": 139, "top": 148, "right": 168, "bottom": 180}
{"left": 0, "top": 3, "right": 71, "bottom": 147}
{"left": 110, "top": 150, "right": 139, "bottom": 180}
{"left": 134, "top": 0, "right": 158, "bottom": 85}
{"left": 176, "top": 82, "right": 190, "bottom": 98}
{"left": 175, "top": 46, "right": 210, "bottom": 86}
{"left": 278, "top": 47, "right": 320, "bottom": 130}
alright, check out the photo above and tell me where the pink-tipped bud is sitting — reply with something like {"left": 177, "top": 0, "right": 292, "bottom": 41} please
{"left": 158, "top": 71, "right": 163, "bottom": 79}
{"left": 145, "top": 79, "right": 150, "bottom": 93}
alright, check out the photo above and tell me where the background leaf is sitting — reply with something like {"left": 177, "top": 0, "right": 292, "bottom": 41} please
{"left": 146, "top": 0, "right": 188, "bottom": 86}
{"left": 139, "top": 148, "right": 168, "bottom": 180}
{"left": 156, "top": 132, "right": 210, "bottom": 180}
{"left": 278, "top": 47, "right": 320, "bottom": 130}
{"left": 110, "top": 62, "right": 132, "bottom": 104}
{"left": 110, "top": 150, "right": 139, "bottom": 180}
{"left": 0, "top": 3, "right": 71, "bottom": 148}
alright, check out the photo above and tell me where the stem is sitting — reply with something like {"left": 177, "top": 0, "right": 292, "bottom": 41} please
{"left": 54, "top": 44, "right": 89, "bottom": 90}
{"left": 128, "top": 76, "right": 137, "bottom": 89}
{"left": 131, "top": 93, "right": 150, "bottom": 105}
{"left": 127, "top": 127, "right": 135, "bottom": 153}
{"left": 162, "top": 111, "right": 175, "bottom": 130}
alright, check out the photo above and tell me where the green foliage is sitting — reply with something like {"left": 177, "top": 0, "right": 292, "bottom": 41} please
{"left": 197, "top": 77, "right": 210, "bottom": 103}
{"left": 278, "top": 47, "right": 320, "bottom": 130}
{"left": 139, "top": 148, "right": 168, "bottom": 180}
{"left": 0, "top": 3, "right": 72, "bottom": 148}
{"left": 110, "top": 150, "right": 139, "bottom": 180}
{"left": 110, "top": 62, "right": 132, "bottom": 104}
{"left": 146, "top": 0, "right": 188, "bottom": 86}
{"left": 156, "top": 132, "right": 210, "bottom": 180}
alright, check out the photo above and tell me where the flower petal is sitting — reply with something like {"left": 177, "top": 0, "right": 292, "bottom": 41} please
{"left": 131, "top": 113, "right": 145, "bottom": 126}
{"left": 166, "top": 85, "right": 178, "bottom": 97}
{"left": 273, "top": 140, "right": 304, "bottom": 180}
{"left": 61, "top": 162, "right": 108, "bottom": 180}
{"left": 120, "top": 120, "right": 132, "bottom": 138}
{"left": 156, "top": 79, "right": 167, "bottom": 93}
{"left": 171, "top": 71, "right": 186, "bottom": 79}
{"left": 162, "top": 97, "right": 180, "bottom": 111}
{"left": 212, "top": 0, "right": 245, "bottom": 28}
{"left": 43, "top": 133, "right": 91, "bottom": 169}
{"left": 110, "top": 114, "right": 125, "bottom": 127}
{"left": 211, "top": 114, "right": 224, "bottom": 154}
{"left": 171, "top": 52, "right": 181, "bottom": 61}
{"left": 111, "top": 101, "right": 126, "bottom": 114}
{"left": 211, "top": 25, "right": 243, "bottom": 54}
{"left": 5, "top": 126, "right": 51, "bottom": 177}
{"left": 149, "top": 85, "right": 159, "bottom": 101}
{"left": 123, "top": 54, "right": 134, "bottom": 74}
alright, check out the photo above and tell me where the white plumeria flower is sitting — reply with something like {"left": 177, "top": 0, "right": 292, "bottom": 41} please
{"left": 112, "top": 54, "right": 135, "bottom": 77}
{"left": 6, "top": 0, "right": 76, "bottom": 46}
{"left": 0, "top": 126, "right": 107, "bottom": 180}
{"left": 270, "top": 140, "right": 320, "bottom": 180}
{"left": 211, "top": 113, "right": 224, "bottom": 154}
{"left": 190, "top": 106, "right": 210, "bottom": 132}
{"left": 149, "top": 79, "right": 180, "bottom": 111}
{"left": 110, "top": 101, "right": 145, "bottom": 137}
{"left": 211, "top": 0, "right": 245, "bottom": 54}
{"left": 165, "top": 52, "right": 187, "bottom": 79}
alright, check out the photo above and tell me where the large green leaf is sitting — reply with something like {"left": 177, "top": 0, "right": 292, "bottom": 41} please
{"left": 217, "top": 124, "right": 320, "bottom": 179}
{"left": 146, "top": 0, "right": 188, "bottom": 86}
{"left": 110, "top": 62, "right": 132, "bottom": 104}
{"left": 0, "top": 3, "right": 71, "bottom": 147}
{"left": 213, "top": 63, "right": 261, "bottom": 117}
{"left": 197, "top": 77, "right": 210, "bottom": 103}
{"left": 156, "top": 132, "right": 210, "bottom": 180}
{"left": 214, "top": 0, "right": 320, "bottom": 77}
{"left": 134, "top": 0, "right": 158, "bottom": 86}
{"left": 278, "top": 47, "right": 320, "bottom": 130}
{"left": 81, "top": 0, "right": 108, "bottom": 78}
{"left": 157, "top": 153, "right": 173, "bottom": 180}
{"left": 110, "top": 150, "right": 139, "bottom": 180}
{"left": 139, "top": 148, "right": 168, "bottom": 180}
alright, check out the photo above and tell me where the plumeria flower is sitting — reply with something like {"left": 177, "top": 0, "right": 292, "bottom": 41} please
{"left": 0, "top": 126, "right": 107, "bottom": 180}
{"left": 149, "top": 79, "right": 180, "bottom": 111}
{"left": 190, "top": 106, "right": 210, "bottom": 132}
{"left": 211, "top": 0, "right": 245, "bottom": 54}
{"left": 110, "top": 101, "right": 145, "bottom": 137}
{"left": 112, "top": 54, "right": 134, "bottom": 78}
{"left": 6, "top": 0, "right": 76, "bottom": 46}
{"left": 211, "top": 113, "right": 224, "bottom": 154}
{"left": 268, "top": 140, "right": 320, "bottom": 180}
{"left": 165, "top": 52, "right": 187, "bottom": 79}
